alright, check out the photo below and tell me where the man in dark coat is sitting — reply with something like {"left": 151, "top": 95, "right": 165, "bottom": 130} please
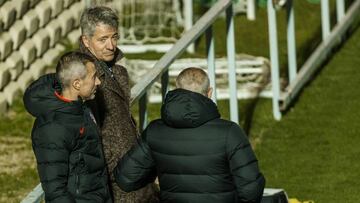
{"left": 23, "top": 52, "right": 112, "bottom": 202}
{"left": 114, "top": 67, "right": 266, "bottom": 203}
{"left": 79, "top": 6, "right": 158, "bottom": 202}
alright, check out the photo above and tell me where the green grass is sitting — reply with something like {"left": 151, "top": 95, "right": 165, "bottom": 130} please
{"left": 0, "top": 99, "right": 38, "bottom": 203}
{"left": 250, "top": 25, "right": 360, "bottom": 202}
{"left": 1, "top": 1, "right": 359, "bottom": 202}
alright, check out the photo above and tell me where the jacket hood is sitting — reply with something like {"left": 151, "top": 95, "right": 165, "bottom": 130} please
{"left": 161, "top": 89, "right": 220, "bottom": 128}
{"left": 23, "top": 73, "right": 83, "bottom": 118}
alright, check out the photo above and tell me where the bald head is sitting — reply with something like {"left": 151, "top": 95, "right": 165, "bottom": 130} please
{"left": 176, "top": 67, "right": 210, "bottom": 96}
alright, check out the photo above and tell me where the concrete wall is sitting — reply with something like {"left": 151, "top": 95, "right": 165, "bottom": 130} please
{"left": 0, "top": 0, "right": 84, "bottom": 113}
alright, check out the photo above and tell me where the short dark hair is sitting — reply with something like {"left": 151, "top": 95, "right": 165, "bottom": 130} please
{"left": 56, "top": 52, "right": 95, "bottom": 89}
{"left": 176, "top": 67, "right": 210, "bottom": 95}
{"left": 80, "top": 6, "right": 119, "bottom": 37}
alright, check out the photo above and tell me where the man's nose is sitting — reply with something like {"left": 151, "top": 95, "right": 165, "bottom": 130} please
{"left": 95, "top": 77, "right": 101, "bottom": 86}
{"left": 106, "top": 39, "right": 115, "bottom": 50}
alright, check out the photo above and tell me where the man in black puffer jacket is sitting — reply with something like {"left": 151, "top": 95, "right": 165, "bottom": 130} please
{"left": 114, "top": 67, "right": 265, "bottom": 202}
{"left": 24, "top": 52, "right": 112, "bottom": 202}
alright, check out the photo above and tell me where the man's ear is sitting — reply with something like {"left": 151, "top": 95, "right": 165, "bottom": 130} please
{"left": 81, "top": 35, "right": 90, "bottom": 48}
{"left": 72, "top": 79, "right": 81, "bottom": 91}
{"left": 207, "top": 87, "right": 213, "bottom": 98}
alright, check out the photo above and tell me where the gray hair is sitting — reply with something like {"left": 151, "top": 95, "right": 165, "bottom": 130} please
{"left": 56, "top": 52, "right": 95, "bottom": 89}
{"left": 176, "top": 67, "right": 210, "bottom": 95}
{"left": 80, "top": 6, "right": 119, "bottom": 37}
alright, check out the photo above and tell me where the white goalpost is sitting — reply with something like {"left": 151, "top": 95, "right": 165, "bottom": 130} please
{"left": 86, "top": 0, "right": 255, "bottom": 54}
{"left": 88, "top": 0, "right": 194, "bottom": 53}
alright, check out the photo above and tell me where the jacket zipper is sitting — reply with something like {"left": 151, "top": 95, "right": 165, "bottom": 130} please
{"left": 76, "top": 153, "right": 81, "bottom": 194}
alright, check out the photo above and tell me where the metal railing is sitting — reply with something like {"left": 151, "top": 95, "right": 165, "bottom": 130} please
{"left": 269, "top": 0, "right": 360, "bottom": 120}
{"left": 130, "top": 0, "right": 239, "bottom": 128}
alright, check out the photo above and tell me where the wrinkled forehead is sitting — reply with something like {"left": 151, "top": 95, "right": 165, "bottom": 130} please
{"left": 92, "top": 23, "right": 118, "bottom": 37}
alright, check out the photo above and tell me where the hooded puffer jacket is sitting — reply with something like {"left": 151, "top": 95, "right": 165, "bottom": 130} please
{"left": 114, "top": 88, "right": 265, "bottom": 203}
{"left": 23, "top": 74, "right": 111, "bottom": 203}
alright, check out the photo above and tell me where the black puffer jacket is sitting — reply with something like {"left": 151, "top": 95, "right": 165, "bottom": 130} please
{"left": 114, "top": 88, "right": 265, "bottom": 203}
{"left": 23, "top": 74, "right": 111, "bottom": 203}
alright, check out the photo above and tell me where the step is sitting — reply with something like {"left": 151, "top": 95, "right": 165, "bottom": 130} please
{"left": 9, "top": 21, "right": 27, "bottom": 50}
{"left": 29, "top": 0, "right": 41, "bottom": 9}
{"left": 22, "top": 9, "right": 40, "bottom": 37}
{"left": 63, "top": 0, "right": 75, "bottom": 9}
{"left": 0, "top": 33, "right": 14, "bottom": 61}
{"left": 3, "top": 81, "right": 22, "bottom": 105}
{"left": 17, "top": 69, "right": 34, "bottom": 92}
{"left": 67, "top": 28, "right": 81, "bottom": 45}
{"left": 58, "top": 9, "right": 75, "bottom": 37}
{"left": 42, "top": 47, "right": 63, "bottom": 66}
{"left": 45, "top": 19, "right": 62, "bottom": 47}
{"left": 46, "top": 0, "right": 63, "bottom": 17}
{"left": 13, "top": 0, "right": 30, "bottom": 19}
{"left": 0, "top": 21, "right": 3, "bottom": 33}
{"left": 69, "top": 1, "right": 85, "bottom": 27}
{"left": 55, "top": 44, "right": 66, "bottom": 52}
{"left": 0, "top": 0, "right": 5, "bottom": 7}
{"left": 0, "top": 1, "right": 17, "bottom": 30}
{"left": 34, "top": 0, "right": 52, "bottom": 27}
{"left": 32, "top": 29, "right": 50, "bottom": 57}
{"left": 0, "top": 63, "right": 11, "bottom": 90}
{"left": 5, "top": 51, "right": 24, "bottom": 80}
{"left": 29, "top": 59, "right": 47, "bottom": 79}
{"left": 19, "top": 39, "right": 37, "bottom": 67}
{"left": 0, "top": 93, "right": 8, "bottom": 114}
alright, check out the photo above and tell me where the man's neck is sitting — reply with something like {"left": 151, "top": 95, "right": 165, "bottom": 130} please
{"left": 61, "top": 89, "right": 79, "bottom": 101}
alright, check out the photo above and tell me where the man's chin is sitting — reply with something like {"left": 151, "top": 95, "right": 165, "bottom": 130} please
{"left": 83, "top": 94, "right": 96, "bottom": 101}
{"left": 103, "top": 55, "right": 115, "bottom": 62}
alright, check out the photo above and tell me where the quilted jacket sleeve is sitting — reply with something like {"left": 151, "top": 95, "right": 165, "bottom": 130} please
{"left": 226, "top": 123, "right": 265, "bottom": 203}
{"left": 32, "top": 122, "right": 75, "bottom": 203}
{"left": 114, "top": 130, "right": 156, "bottom": 192}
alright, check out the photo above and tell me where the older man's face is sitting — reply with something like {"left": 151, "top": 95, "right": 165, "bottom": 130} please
{"left": 82, "top": 23, "right": 119, "bottom": 62}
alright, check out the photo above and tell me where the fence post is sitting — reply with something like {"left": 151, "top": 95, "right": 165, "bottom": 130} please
{"left": 267, "top": 0, "right": 281, "bottom": 120}
{"left": 139, "top": 93, "right": 148, "bottom": 132}
{"left": 226, "top": 3, "right": 239, "bottom": 123}
{"left": 161, "top": 70, "right": 169, "bottom": 100}
{"left": 184, "top": 0, "right": 195, "bottom": 53}
{"left": 205, "top": 26, "right": 217, "bottom": 102}
{"left": 321, "top": 0, "right": 331, "bottom": 40}
{"left": 287, "top": 0, "right": 297, "bottom": 83}
{"left": 336, "top": 0, "right": 345, "bottom": 22}
{"left": 247, "top": 0, "right": 256, "bottom": 20}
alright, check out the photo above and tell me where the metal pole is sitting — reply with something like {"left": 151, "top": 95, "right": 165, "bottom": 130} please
{"left": 267, "top": 0, "right": 281, "bottom": 120}
{"left": 287, "top": 0, "right": 297, "bottom": 83}
{"left": 139, "top": 93, "right": 148, "bottom": 132}
{"left": 184, "top": 0, "right": 195, "bottom": 53}
{"left": 205, "top": 26, "right": 217, "bottom": 102}
{"left": 161, "top": 70, "right": 169, "bottom": 100}
{"left": 336, "top": 0, "right": 345, "bottom": 22}
{"left": 226, "top": 4, "right": 239, "bottom": 123}
{"left": 247, "top": 0, "right": 256, "bottom": 20}
{"left": 321, "top": 0, "right": 331, "bottom": 41}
